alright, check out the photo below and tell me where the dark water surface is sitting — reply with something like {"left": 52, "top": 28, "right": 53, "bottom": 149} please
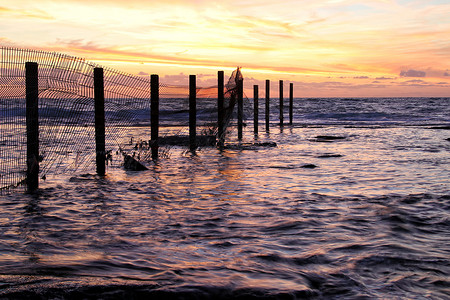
{"left": 1, "top": 98, "right": 449, "bottom": 299}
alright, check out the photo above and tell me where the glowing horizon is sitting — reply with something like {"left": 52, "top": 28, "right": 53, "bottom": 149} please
{"left": 1, "top": 0, "right": 449, "bottom": 97}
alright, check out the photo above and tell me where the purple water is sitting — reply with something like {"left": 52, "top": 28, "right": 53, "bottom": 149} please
{"left": 0, "top": 97, "right": 449, "bottom": 299}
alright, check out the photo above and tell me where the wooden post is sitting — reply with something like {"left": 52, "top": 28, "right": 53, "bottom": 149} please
{"left": 94, "top": 67, "right": 105, "bottom": 176}
{"left": 189, "top": 74, "right": 196, "bottom": 151}
{"left": 237, "top": 78, "right": 244, "bottom": 140}
{"left": 253, "top": 85, "right": 258, "bottom": 135}
{"left": 217, "top": 71, "right": 224, "bottom": 147}
{"left": 289, "top": 83, "right": 293, "bottom": 125}
{"left": 26, "top": 62, "right": 39, "bottom": 192}
{"left": 265, "top": 80, "right": 270, "bottom": 132}
{"left": 279, "top": 80, "right": 284, "bottom": 127}
{"left": 253, "top": 85, "right": 259, "bottom": 135}
{"left": 151, "top": 74, "right": 159, "bottom": 160}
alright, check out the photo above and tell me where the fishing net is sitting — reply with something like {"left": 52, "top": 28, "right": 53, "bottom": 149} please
{"left": 0, "top": 47, "right": 246, "bottom": 191}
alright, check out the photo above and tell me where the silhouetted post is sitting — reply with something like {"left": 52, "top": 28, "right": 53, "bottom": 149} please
{"left": 94, "top": 67, "right": 105, "bottom": 176}
{"left": 26, "top": 62, "right": 39, "bottom": 192}
{"left": 217, "top": 71, "right": 224, "bottom": 148}
{"left": 279, "top": 80, "right": 284, "bottom": 127}
{"left": 253, "top": 85, "right": 258, "bottom": 135}
{"left": 237, "top": 78, "right": 244, "bottom": 140}
{"left": 265, "top": 80, "right": 270, "bottom": 132}
{"left": 289, "top": 83, "right": 293, "bottom": 125}
{"left": 151, "top": 74, "right": 159, "bottom": 160}
{"left": 189, "top": 75, "right": 196, "bottom": 152}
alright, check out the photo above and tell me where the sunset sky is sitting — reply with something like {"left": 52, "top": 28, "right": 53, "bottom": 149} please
{"left": 1, "top": 0, "right": 449, "bottom": 97}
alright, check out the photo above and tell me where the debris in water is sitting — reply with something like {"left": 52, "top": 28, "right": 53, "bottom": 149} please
{"left": 301, "top": 164, "right": 318, "bottom": 169}
{"left": 223, "top": 142, "right": 277, "bottom": 150}
{"left": 123, "top": 154, "right": 148, "bottom": 171}
{"left": 317, "top": 154, "right": 343, "bottom": 158}
{"left": 311, "top": 135, "right": 346, "bottom": 142}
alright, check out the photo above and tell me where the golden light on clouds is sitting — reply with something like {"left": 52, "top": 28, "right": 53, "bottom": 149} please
{"left": 0, "top": 0, "right": 449, "bottom": 96}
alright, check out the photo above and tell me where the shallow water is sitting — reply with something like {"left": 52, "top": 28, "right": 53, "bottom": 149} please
{"left": 1, "top": 98, "right": 449, "bottom": 299}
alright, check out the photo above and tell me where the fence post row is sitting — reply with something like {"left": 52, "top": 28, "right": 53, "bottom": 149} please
{"left": 151, "top": 74, "right": 159, "bottom": 160}
{"left": 94, "top": 67, "right": 106, "bottom": 176}
{"left": 254, "top": 85, "right": 258, "bottom": 135}
{"left": 237, "top": 78, "right": 244, "bottom": 140}
{"left": 265, "top": 80, "right": 270, "bottom": 132}
{"left": 217, "top": 71, "right": 224, "bottom": 148}
{"left": 21, "top": 61, "right": 293, "bottom": 189}
{"left": 189, "top": 75, "right": 196, "bottom": 151}
{"left": 25, "top": 62, "right": 39, "bottom": 192}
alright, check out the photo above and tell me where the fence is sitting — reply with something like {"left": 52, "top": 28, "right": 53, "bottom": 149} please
{"left": 0, "top": 47, "right": 245, "bottom": 192}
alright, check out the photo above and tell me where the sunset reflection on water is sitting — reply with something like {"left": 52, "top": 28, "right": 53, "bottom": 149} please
{"left": 1, "top": 122, "right": 449, "bottom": 298}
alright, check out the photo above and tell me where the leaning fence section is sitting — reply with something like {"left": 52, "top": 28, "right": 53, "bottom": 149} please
{"left": 1, "top": 48, "right": 99, "bottom": 190}
{"left": 0, "top": 47, "right": 245, "bottom": 192}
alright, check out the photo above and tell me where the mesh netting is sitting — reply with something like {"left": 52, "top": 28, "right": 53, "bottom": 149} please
{"left": 0, "top": 47, "right": 247, "bottom": 191}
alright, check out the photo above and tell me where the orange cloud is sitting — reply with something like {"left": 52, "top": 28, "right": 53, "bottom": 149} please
{"left": 2, "top": 0, "right": 449, "bottom": 97}
{"left": 0, "top": 6, "right": 53, "bottom": 20}
{"left": 46, "top": 40, "right": 266, "bottom": 73}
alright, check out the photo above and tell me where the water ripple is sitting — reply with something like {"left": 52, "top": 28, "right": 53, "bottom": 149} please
{"left": 1, "top": 123, "right": 450, "bottom": 299}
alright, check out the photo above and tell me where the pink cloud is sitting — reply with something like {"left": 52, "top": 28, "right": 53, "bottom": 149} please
{"left": 400, "top": 70, "right": 426, "bottom": 77}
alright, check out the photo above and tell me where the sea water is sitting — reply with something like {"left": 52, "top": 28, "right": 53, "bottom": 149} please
{"left": 0, "top": 97, "right": 449, "bottom": 299}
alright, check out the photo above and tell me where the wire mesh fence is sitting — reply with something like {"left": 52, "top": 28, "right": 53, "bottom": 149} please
{"left": 0, "top": 47, "right": 245, "bottom": 192}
